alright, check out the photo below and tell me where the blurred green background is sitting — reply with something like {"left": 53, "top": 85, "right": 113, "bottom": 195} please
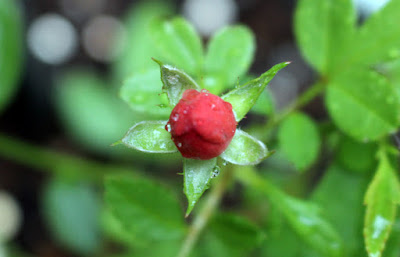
{"left": 0, "top": 0, "right": 397, "bottom": 256}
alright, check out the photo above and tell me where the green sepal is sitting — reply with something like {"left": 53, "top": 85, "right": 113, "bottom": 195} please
{"left": 121, "top": 121, "right": 177, "bottom": 153}
{"left": 183, "top": 158, "right": 217, "bottom": 216}
{"left": 222, "top": 62, "right": 289, "bottom": 122}
{"left": 220, "top": 129, "right": 271, "bottom": 165}
{"left": 153, "top": 59, "right": 200, "bottom": 106}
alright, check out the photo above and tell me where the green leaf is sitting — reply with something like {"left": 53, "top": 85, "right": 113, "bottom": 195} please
{"left": 337, "top": 135, "right": 377, "bottom": 173}
{"left": 42, "top": 178, "right": 101, "bottom": 255}
{"left": 326, "top": 69, "right": 400, "bottom": 141}
{"left": 260, "top": 209, "right": 302, "bottom": 257}
{"left": 278, "top": 112, "right": 320, "bottom": 171}
{"left": 222, "top": 62, "right": 289, "bottom": 121}
{"left": 183, "top": 158, "right": 217, "bottom": 216}
{"left": 154, "top": 59, "right": 200, "bottom": 106}
{"left": 384, "top": 218, "right": 400, "bottom": 257}
{"left": 150, "top": 17, "right": 203, "bottom": 76}
{"left": 55, "top": 69, "right": 136, "bottom": 154}
{"left": 133, "top": 239, "right": 183, "bottom": 257}
{"left": 364, "top": 151, "right": 400, "bottom": 257}
{"left": 201, "top": 212, "right": 265, "bottom": 257}
{"left": 276, "top": 195, "right": 343, "bottom": 257}
{"left": 294, "top": 0, "right": 356, "bottom": 73}
{"left": 0, "top": 0, "right": 23, "bottom": 113}
{"left": 312, "top": 165, "right": 369, "bottom": 256}
{"left": 203, "top": 26, "right": 255, "bottom": 92}
{"left": 112, "top": 1, "right": 173, "bottom": 81}
{"left": 220, "top": 129, "right": 270, "bottom": 165}
{"left": 120, "top": 67, "right": 172, "bottom": 118}
{"left": 105, "top": 175, "right": 186, "bottom": 241}
{"left": 101, "top": 208, "right": 143, "bottom": 248}
{"left": 348, "top": 0, "right": 400, "bottom": 68}
{"left": 121, "top": 120, "right": 177, "bottom": 153}
{"left": 236, "top": 168, "right": 343, "bottom": 257}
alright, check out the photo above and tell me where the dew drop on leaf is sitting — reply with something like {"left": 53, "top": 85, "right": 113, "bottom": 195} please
{"left": 211, "top": 166, "right": 221, "bottom": 178}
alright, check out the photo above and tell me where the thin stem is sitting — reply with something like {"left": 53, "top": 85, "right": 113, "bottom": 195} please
{"left": 0, "top": 133, "right": 136, "bottom": 182}
{"left": 176, "top": 167, "right": 233, "bottom": 257}
{"left": 264, "top": 80, "right": 326, "bottom": 131}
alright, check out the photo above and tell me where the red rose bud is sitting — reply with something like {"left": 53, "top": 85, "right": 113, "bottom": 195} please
{"left": 166, "top": 89, "right": 237, "bottom": 160}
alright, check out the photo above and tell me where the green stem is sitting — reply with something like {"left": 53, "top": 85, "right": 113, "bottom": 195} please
{"left": 0, "top": 133, "right": 135, "bottom": 182}
{"left": 176, "top": 167, "right": 233, "bottom": 257}
{"left": 264, "top": 80, "right": 326, "bottom": 131}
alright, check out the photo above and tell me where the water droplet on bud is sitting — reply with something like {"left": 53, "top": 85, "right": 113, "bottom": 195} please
{"left": 172, "top": 113, "right": 179, "bottom": 121}
{"left": 166, "top": 123, "right": 172, "bottom": 132}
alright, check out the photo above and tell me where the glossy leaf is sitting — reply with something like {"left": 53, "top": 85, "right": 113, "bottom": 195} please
{"left": 154, "top": 59, "right": 200, "bottom": 106}
{"left": 222, "top": 62, "right": 289, "bottom": 121}
{"left": 294, "top": 0, "right": 355, "bottom": 73}
{"left": 112, "top": 1, "right": 173, "bottom": 81}
{"left": 220, "top": 129, "right": 270, "bottom": 165}
{"left": 348, "top": 0, "right": 400, "bottom": 68}
{"left": 120, "top": 67, "right": 172, "bottom": 118}
{"left": 326, "top": 69, "right": 400, "bottom": 141}
{"left": 55, "top": 70, "right": 135, "bottom": 154}
{"left": 0, "top": 0, "right": 23, "bottom": 113}
{"left": 150, "top": 17, "right": 203, "bottom": 76}
{"left": 201, "top": 212, "right": 265, "bottom": 257}
{"left": 183, "top": 158, "right": 217, "bottom": 216}
{"left": 236, "top": 168, "right": 343, "bottom": 257}
{"left": 105, "top": 175, "right": 186, "bottom": 241}
{"left": 121, "top": 120, "right": 177, "bottom": 153}
{"left": 278, "top": 112, "right": 320, "bottom": 171}
{"left": 204, "top": 26, "right": 255, "bottom": 92}
{"left": 42, "top": 178, "right": 101, "bottom": 255}
{"left": 364, "top": 152, "right": 400, "bottom": 257}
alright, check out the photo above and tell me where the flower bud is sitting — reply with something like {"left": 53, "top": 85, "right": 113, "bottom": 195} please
{"left": 166, "top": 89, "right": 237, "bottom": 160}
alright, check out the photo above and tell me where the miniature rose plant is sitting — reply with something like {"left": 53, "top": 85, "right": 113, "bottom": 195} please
{"left": 117, "top": 57, "right": 288, "bottom": 215}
